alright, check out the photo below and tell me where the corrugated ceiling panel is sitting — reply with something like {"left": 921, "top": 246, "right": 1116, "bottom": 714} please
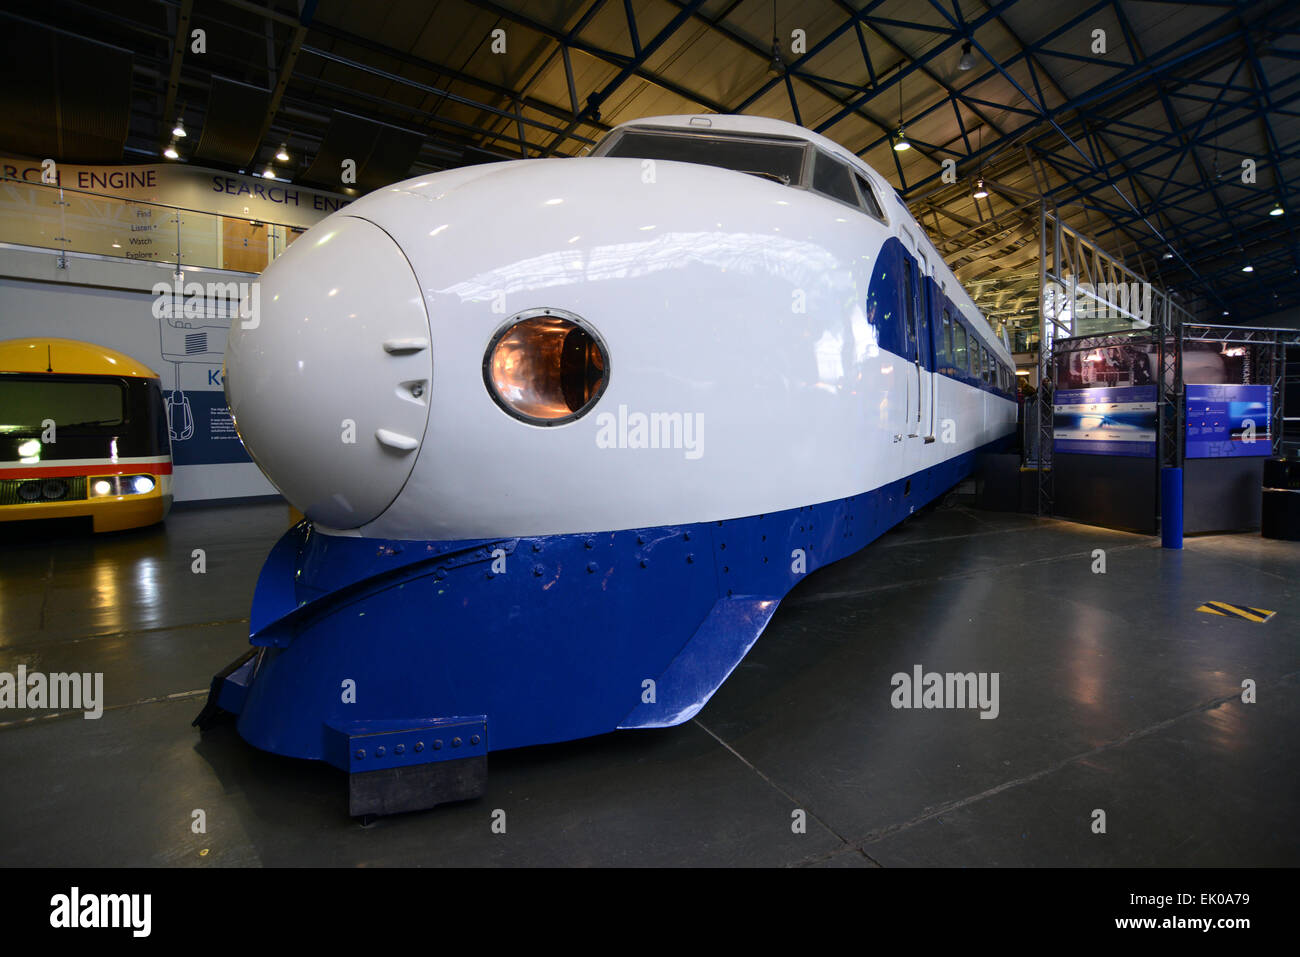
{"left": 194, "top": 77, "right": 271, "bottom": 168}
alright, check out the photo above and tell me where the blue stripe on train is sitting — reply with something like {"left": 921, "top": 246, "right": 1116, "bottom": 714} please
{"left": 231, "top": 433, "right": 1014, "bottom": 762}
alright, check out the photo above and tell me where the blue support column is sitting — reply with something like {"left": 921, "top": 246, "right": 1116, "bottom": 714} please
{"left": 1162, "top": 466, "right": 1183, "bottom": 549}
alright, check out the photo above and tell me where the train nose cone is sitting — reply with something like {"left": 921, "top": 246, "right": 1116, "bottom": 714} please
{"left": 225, "top": 215, "right": 432, "bottom": 529}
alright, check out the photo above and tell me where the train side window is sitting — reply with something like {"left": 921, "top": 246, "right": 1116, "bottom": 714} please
{"left": 902, "top": 258, "right": 917, "bottom": 352}
{"left": 812, "top": 151, "right": 862, "bottom": 207}
{"left": 853, "top": 172, "right": 885, "bottom": 220}
{"left": 919, "top": 289, "right": 932, "bottom": 369}
{"left": 953, "top": 323, "right": 967, "bottom": 376}
{"left": 947, "top": 311, "right": 956, "bottom": 372}
{"left": 982, "top": 347, "right": 990, "bottom": 384}
{"left": 968, "top": 336, "right": 979, "bottom": 379}
{"left": 939, "top": 311, "right": 951, "bottom": 368}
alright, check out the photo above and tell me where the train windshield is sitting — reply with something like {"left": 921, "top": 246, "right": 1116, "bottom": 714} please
{"left": 599, "top": 129, "right": 807, "bottom": 186}
{"left": 0, "top": 374, "right": 126, "bottom": 433}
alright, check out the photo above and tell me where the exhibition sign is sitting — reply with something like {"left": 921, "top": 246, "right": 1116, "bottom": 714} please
{"left": 1053, "top": 385, "right": 1158, "bottom": 457}
{"left": 1, "top": 156, "right": 349, "bottom": 225}
{"left": 1185, "top": 384, "right": 1272, "bottom": 458}
{"left": 0, "top": 157, "right": 350, "bottom": 272}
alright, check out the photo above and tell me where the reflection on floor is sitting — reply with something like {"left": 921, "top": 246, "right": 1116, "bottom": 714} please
{"left": 0, "top": 498, "right": 1296, "bottom": 866}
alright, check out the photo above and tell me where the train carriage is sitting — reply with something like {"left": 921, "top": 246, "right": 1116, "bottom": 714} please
{"left": 0, "top": 338, "right": 173, "bottom": 533}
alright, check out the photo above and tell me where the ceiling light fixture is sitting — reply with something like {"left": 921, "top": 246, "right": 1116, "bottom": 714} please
{"left": 172, "top": 118, "right": 186, "bottom": 138}
{"left": 163, "top": 142, "right": 179, "bottom": 159}
{"left": 262, "top": 166, "right": 276, "bottom": 179}
{"left": 1242, "top": 264, "right": 1254, "bottom": 272}
{"left": 959, "top": 41, "right": 975, "bottom": 71}
{"left": 972, "top": 178, "right": 988, "bottom": 199}
{"left": 275, "top": 143, "right": 290, "bottom": 163}
{"left": 1270, "top": 203, "right": 1283, "bottom": 216}
{"left": 894, "top": 69, "right": 910, "bottom": 151}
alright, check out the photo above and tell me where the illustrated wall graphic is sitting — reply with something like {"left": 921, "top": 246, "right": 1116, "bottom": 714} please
{"left": 156, "top": 289, "right": 248, "bottom": 466}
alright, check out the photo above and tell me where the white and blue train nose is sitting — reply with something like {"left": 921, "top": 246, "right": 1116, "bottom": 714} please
{"left": 198, "top": 112, "right": 1022, "bottom": 821}
{"left": 224, "top": 215, "right": 433, "bottom": 529}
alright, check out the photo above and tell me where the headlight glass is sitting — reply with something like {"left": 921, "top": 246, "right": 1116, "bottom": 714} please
{"left": 89, "top": 475, "right": 157, "bottom": 497}
{"left": 484, "top": 309, "right": 609, "bottom": 425}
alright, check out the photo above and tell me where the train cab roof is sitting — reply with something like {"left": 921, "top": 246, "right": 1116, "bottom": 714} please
{"left": 598, "top": 114, "right": 878, "bottom": 179}
{"left": 0, "top": 338, "right": 161, "bottom": 378}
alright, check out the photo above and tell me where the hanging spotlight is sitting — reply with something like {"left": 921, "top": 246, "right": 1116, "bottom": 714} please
{"left": 262, "top": 166, "right": 276, "bottom": 179}
{"left": 172, "top": 117, "right": 186, "bottom": 138}
{"left": 959, "top": 41, "right": 975, "bottom": 71}
{"left": 972, "top": 178, "right": 988, "bottom": 199}
{"left": 1241, "top": 264, "right": 1254, "bottom": 272}
{"left": 163, "top": 142, "right": 179, "bottom": 159}
{"left": 893, "top": 72, "right": 910, "bottom": 151}
{"left": 1269, "top": 203, "right": 1283, "bottom": 216}
{"left": 1162, "top": 251, "right": 1173, "bottom": 259}
{"left": 769, "top": 37, "right": 784, "bottom": 75}
{"left": 275, "top": 143, "right": 290, "bottom": 163}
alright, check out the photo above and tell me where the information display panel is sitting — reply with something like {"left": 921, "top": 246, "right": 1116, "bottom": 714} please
{"left": 1053, "top": 385, "right": 1158, "bottom": 457}
{"left": 1185, "top": 384, "right": 1271, "bottom": 458}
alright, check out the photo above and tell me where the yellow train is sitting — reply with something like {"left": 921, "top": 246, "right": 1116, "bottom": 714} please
{"left": 0, "top": 338, "right": 173, "bottom": 532}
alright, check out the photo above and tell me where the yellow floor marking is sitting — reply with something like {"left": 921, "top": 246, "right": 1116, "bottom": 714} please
{"left": 1199, "top": 601, "right": 1275, "bottom": 623}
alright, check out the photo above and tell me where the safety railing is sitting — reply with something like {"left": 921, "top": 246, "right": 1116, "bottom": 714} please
{"left": 0, "top": 177, "right": 306, "bottom": 273}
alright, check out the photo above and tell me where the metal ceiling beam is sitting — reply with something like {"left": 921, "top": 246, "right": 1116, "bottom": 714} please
{"left": 304, "top": 16, "right": 608, "bottom": 133}
{"left": 540, "top": 0, "right": 710, "bottom": 155}
{"left": 469, "top": 0, "right": 732, "bottom": 118}
{"left": 301, "top": 46, "right": 598, "bottom": 145}
{"left": 250, "top": 0, "right": 315, "bottom": 171}
{"left": 161, "top": 0, "right": 193, "bottom": 143}
{"left": 470, "top": 0, "right": 612, "bottom": 156}
{"left": 1243, "top": 25, "right": 1300, "bottom": 276}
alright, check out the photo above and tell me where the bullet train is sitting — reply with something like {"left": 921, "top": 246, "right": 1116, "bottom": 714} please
{"left": 196, "top": 114, "right": 1017, "bottom": 816}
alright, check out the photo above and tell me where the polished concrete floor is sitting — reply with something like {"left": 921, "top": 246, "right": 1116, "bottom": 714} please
{"left": 0, "top": 497, "right": 1296, "bottom": 867}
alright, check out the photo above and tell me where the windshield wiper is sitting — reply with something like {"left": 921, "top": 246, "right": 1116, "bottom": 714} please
{"left": 737, "top": 169, "right": 790, "bottom": 185}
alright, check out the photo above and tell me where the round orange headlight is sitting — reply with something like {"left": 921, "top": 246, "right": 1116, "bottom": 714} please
{"left": 483, "top": 309, "right": 609, "bottom": 425}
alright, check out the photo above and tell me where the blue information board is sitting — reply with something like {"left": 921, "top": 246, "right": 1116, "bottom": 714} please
{"left": 1053, "top": 385, "right": 1158, "bottom": 457}
{"left": 1185, "top": 384, "right": 1271, "bottom": 458}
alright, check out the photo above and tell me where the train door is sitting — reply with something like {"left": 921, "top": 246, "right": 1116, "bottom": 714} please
{"left": 917, "top": 252, "right": 936, "bottom": 443}
{"left": 898, "top": 229, "right": 920, "bottom": 438}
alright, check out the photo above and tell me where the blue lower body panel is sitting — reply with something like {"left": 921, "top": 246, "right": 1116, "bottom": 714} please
{"left": 199, "top": 438, "right": 1007, "bottom": 813}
